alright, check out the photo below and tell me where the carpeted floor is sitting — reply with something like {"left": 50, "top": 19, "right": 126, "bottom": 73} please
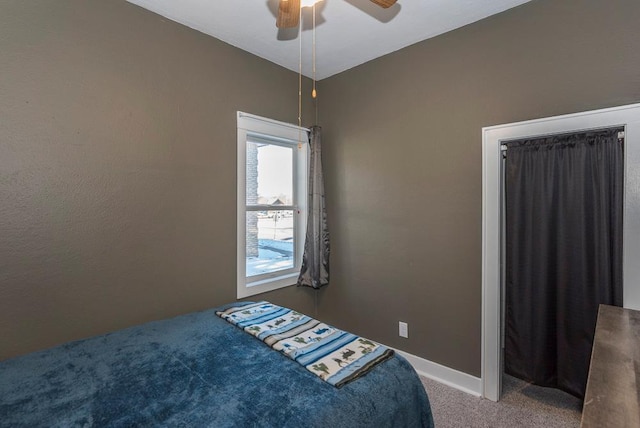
{"left": 420, "top": 374, "right": 582, "bottom": 428}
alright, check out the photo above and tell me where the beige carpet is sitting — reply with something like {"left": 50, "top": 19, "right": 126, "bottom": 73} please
{"left": 420, "top": 374, "right": 582, "bottom": 428}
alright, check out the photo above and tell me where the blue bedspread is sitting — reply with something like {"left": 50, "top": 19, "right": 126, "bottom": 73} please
{"left": 0, "top": 305, "right": 434, "bottom": 427}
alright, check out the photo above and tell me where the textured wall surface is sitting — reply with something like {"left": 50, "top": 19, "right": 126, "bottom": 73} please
{"left": 2, "top": 0, "right": 640, "bottom": 377}
{"left": 317, "top": 0, "right": 640, "bottom": 376}
{"left": 0, "top": 0, "right": 315, "bottom": 360}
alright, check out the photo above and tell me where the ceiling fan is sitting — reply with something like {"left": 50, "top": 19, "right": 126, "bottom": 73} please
{"left": 276, "top": 0, "right": 397, "bottom": 28}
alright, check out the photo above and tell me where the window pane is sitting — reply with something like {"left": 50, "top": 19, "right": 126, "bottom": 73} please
{"left": 246, "top": 210, "right": 294, "bottom": 277}
{"left": 246, "top": 142, "right": 293, "bottom": 206}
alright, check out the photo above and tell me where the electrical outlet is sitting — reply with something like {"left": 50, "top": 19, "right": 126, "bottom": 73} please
{"left": 399, "top": 321, "right": 408, "bottom": 338}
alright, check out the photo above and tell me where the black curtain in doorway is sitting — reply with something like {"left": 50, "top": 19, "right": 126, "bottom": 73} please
{"left": 504, "top": 127, "right": 624, "bottom": 399}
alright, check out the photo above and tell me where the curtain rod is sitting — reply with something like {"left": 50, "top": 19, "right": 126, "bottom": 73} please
{"left": 500, "top": 127, "right": 625, "bottom": 151}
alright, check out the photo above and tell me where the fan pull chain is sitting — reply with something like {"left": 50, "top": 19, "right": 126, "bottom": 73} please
{"left": 297, "top": 3, "right": 303, "bottom": 148}
{"left": 312, "top": 3, "right": 317, "bottom": 100}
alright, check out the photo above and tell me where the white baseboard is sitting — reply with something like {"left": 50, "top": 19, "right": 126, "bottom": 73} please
{"left": 391, "top": 347, "right": 482, "bottom": 397}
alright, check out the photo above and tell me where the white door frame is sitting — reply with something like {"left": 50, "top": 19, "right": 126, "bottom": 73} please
{"left": 481, "top": 103, "right": 640, "bottom": 401}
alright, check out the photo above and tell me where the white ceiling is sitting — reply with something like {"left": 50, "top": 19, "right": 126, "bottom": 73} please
{"left": 126, "top": 0, "right": 532, "bottom": 80}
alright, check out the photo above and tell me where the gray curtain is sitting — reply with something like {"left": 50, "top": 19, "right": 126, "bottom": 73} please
{"left": 504, "top": 127, "right": 624, "bottom": 399}
{"left": 297, "top": 126, "right": 330, "bottom": 289}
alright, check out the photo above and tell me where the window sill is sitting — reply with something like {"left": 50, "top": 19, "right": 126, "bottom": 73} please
{"left": 238, "top": 272, "right": 298, "bottom": 299}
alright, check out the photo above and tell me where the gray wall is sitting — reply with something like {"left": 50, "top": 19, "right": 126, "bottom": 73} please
{"left": 2, "top": 0, "right": 640, "bottom": 377}
{"left": 0, "top": 0, "right": 315, "bottom": 361}
{"left": 317, "top": 0, "right": 640, "bottom": 376}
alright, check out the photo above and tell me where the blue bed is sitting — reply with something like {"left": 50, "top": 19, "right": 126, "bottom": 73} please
{"left": 0, "top": 303, "right": 434, "bottom": 427}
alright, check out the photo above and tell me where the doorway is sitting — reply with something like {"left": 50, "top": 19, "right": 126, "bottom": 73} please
{"left": 502, "top": 127, "right": 623, "bottom": 399}
{"left": 481, "top": 103, "right": 640, "bottom": 401}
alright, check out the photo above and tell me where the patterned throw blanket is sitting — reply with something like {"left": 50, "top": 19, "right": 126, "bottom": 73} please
{"left": 216, "top": 301, "right": 394, "bottom": 388}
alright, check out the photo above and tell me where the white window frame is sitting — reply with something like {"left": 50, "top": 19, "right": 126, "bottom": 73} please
{"left": 237, "top": 112, "right": 308, "bottom": 299}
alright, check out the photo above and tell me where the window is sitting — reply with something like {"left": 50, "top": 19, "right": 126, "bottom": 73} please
{"left": 237, "top": 112, "right": 308, "bottom": 298}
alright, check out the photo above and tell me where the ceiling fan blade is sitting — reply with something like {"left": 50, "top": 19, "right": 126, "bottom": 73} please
{"left": 369, "top": 0, "right": 397, "bottom": 8}
{"left": 276, "top": 0, "right": 301, "bottom": 28}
